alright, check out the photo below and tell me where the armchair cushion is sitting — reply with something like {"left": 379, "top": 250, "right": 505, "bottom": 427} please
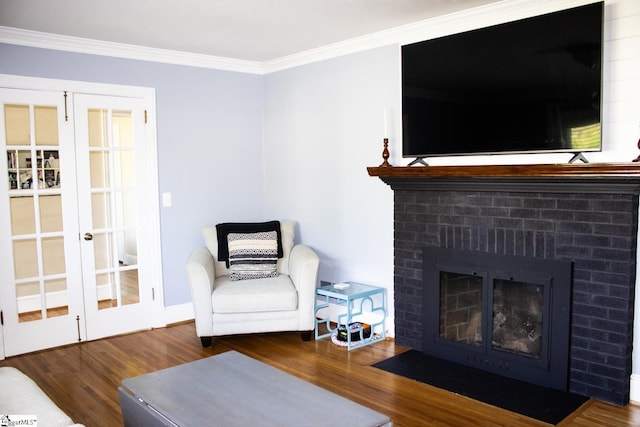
{"left": 212, "top": 275, "right": 298, "bottom": 313}
{"left": 228, "top": 231, "right": 278, "bottom": 281}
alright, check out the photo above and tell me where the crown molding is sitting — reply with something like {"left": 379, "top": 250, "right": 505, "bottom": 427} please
{"left": 261, "top": 3, "right": 495, "bottom": 73}
{"left": 254, "top": 0, "right": 598, "bottom": 73}
{"left": 0, "top": 26, "right": 264, "bottom": 75}
{"left": 0, "top": 0, "right": 598, "bottom": 76}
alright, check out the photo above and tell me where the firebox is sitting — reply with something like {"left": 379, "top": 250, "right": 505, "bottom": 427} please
{"left": 422, "top": 247, "right": 573, "bottom": 391}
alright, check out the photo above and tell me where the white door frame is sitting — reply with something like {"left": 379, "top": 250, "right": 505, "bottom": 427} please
{"left": 0, "top": 74, "right": 165, "bottom": 358}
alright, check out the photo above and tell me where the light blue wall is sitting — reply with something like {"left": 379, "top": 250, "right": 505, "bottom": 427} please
{"left": 263, "top": 46, "right": 398, "bottom": 324}
{"left": 0, "top": 43, "right": 265, "bottom": 306}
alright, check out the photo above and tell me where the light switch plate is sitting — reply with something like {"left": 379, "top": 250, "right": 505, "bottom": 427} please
{"left": 162, "top": 192, "right": 172, "bottom": 207}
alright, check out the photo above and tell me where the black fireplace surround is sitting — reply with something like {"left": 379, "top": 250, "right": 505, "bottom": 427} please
{"left": 422, "top": 247, "right": 573, "bottom": 391}
{"left": 370, "top": 164, "right": 640, "bottom": 406}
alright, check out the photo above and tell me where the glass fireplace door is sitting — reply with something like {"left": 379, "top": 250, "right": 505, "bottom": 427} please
{"left": 492, "top": 279, "right": 545, "bottom": 359}
{"left": 437, "top": 271, "right": 548, "bottom": 360}
{"left": 423, "top": 247, "right": 572, "bottom": 391}
{"left": 438, "top": 271, "right": 484, "bottom": 347}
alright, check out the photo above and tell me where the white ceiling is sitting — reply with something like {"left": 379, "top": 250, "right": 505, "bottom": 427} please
{"left": 0, "top": 0, "right": 499, "bottom": 62}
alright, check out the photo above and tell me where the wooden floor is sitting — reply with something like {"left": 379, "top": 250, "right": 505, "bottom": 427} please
{"left": 1, "top": 321, "right": 639, "bottom": 426}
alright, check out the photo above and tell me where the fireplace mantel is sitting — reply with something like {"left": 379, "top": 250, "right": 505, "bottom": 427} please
{"left": 367, "top": 163, "right": 640, "bottom": 194}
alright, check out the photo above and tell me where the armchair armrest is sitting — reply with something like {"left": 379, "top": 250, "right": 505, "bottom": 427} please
{"left": 289, "top": 244, "right": 320, "bottom": 331}
{"left": 186, "top": 247, "right": 216, "bottom": 337}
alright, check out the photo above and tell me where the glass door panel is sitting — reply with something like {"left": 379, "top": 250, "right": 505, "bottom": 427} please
{"left": 34, "top": 106, "right": 59, "bottom": 146}
{"left": 120, "top": 269, "right": 140, "bottom": 306}
{"left": 439, "top": 271, "right": 484, "bottom": 346}
{"left": 93, "top": 232, "right": 113, "bottom": 268}
{"left": 39, "top": 195, "right": 63, "bottom": 232}
{"left": 12, "top": 239, "right": 39, "bottom": 279}
{"left": 42, "top": 236, "right": 65, "bottom": 275}
{"left": 91, "top": 192, "right": 109, "bottom": 228}
{"left": 5, "top": 101, "right": 69, "bottom": 323}
{"left": 44, "top": 278, "right": 69, "bottom": 318}
{"left": 89, "top": 151, "right": 109, "bottom": 187}
{"left": 4, "top": 104, "right": 30, "bottom": 145}
{"left": 492, "top": 279, "right": 544, "bottom": 358}
{"left": 85, "top": 108, "right": 140, "bottom": 312}
{"left": 10, "top": 196, "right": 35, "bottom": 233}
{"left": 16, "top": 281, "right": 42, "bottom": 321}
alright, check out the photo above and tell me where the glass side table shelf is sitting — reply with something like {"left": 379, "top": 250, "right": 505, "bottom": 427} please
{"left": 315, "top": 281, "right": 386, "bottom": 351}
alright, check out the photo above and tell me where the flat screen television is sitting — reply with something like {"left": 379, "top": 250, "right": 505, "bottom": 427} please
{"left": 401, "top": 2, "right": 603, "bottom": 163}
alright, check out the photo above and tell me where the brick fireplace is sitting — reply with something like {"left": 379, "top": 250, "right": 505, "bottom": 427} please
{"left": 369, "top": 163, "right": 640, "bottom": 406}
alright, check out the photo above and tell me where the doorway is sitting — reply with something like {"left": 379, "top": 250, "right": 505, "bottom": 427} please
{"left": 0, "top": 76, "right": 164, "bottom": 357}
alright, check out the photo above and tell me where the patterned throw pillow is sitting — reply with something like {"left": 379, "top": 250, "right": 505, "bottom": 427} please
{"left": 228, "top": 231, "right": 279, "bottom": 281}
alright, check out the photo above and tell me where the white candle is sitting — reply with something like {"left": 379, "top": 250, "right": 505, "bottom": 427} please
{"left": 383, "top": 108, "right": 389, "bottom": 138}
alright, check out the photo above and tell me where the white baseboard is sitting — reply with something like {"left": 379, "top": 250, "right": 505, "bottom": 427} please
{"left": 163, "top": 302, "right": 194, "bottom": 325}
{"left": 630, "top": 374, "right": 640, "bottom": 403}
{"left": 123, "top": 254, "right": 137, "bottom": 265}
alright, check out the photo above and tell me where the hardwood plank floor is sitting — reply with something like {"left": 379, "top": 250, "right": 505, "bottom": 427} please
{"left": 1, "top": 321, "right": 639, "bottom": 426}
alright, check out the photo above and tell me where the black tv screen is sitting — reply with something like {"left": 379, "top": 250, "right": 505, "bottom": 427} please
{"left": 401, "top": 2, "right": 603, "bottom": 160}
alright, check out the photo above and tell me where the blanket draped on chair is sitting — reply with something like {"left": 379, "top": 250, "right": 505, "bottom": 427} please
{"left": 216, "top": 221, "right": 283, "bottom": 267}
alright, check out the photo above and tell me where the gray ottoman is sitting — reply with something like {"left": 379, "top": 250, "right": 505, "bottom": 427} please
{"left": 119, "top": 350, "right": 391, "bottom": 426}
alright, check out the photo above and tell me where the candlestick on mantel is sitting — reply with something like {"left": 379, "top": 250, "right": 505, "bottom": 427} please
{"left": 380, "top": 138, "right": 391, "bottom": 167}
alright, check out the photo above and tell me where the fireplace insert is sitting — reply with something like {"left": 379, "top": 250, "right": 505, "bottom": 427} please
{"left": 422, "top": 247, "right": 573, "bottom": 391}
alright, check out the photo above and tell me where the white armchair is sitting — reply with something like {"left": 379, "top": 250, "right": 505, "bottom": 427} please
{"left": 186, "top": 220, "right": 320, "bottom": 347}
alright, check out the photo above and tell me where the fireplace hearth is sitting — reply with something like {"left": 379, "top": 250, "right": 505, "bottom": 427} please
{"left": 368, "top": 163, "right": 640, "bottom": 405}
{"left": 423, "top": 247, "right": 572, "bottom": 391}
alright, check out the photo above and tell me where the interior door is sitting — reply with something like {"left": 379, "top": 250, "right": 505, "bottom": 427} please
{"left": 0, "top": 88, "right": 85, "bottom": 356}
{"left": 1, "top": 83, "right": 161, "bottom": 357}
{"left": 73, "top": 94, "right": 154, "bottom": 341}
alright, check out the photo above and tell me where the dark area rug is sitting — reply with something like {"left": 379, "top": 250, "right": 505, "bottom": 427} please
{"left": 372, "top": 350, "right": 589, "bottom": 425}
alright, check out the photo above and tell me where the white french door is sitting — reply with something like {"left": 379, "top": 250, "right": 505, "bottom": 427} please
{"left": 0, "top": 79, "right": 163, "bottom": 357}
{"left": 0, "top": 89, "right": 84, "bottom": 356}
{"left": 73, "top": 94, "right": 154, "bottom": 340}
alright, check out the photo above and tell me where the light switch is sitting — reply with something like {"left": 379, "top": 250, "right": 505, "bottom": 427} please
{"left": 162, "top": 192, "right": 172, "bottom": 207}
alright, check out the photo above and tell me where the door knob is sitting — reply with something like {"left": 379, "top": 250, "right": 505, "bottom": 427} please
{"left": 83, "top": 232, "right": 93, "bottom": 241}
